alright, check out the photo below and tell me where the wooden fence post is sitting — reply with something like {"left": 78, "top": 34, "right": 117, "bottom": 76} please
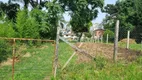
{"left": 101, "top": 35, "right": 103, "bottom": 43}
{"left": 141, "top": 40, "right": 142, "bottom": 51}
{"left": 126, "top": 31, "right": 130, "bottom": 49}
{"left": 54, "top": 25, "right": 60, "bottom": 78}
{"left": 113, "top": 20, "right": 119, "bottom": 62}
{"left": 93, "top": 31, "right": 95, "bottom": 43}
{"left": 106, "top": 34, "right": 109, "bottom": 44}
{"left": 12, "top": 38, "right": 16, "bottom": 80}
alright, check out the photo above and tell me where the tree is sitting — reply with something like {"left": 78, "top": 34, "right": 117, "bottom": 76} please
{"left": 104, "top": 0, "right": 142, "bottom": 43}
{"left": 0, "top": 21, "right": 16, "bottom": 37}
{"left": 59, "top": 0, "right": 104, "bottom": 41}
{"left": 16, "top": 10, "right": 40, "bottom": 38}
{"left": 1, "top": 0, "right": 104, "bottom": 40}
{"left": 12, "top": 0, "right": 47, "bottom": 9}
{"left": 29, "top": 1, "right": 63, "bottom": 39}
{"left": 0, "top": 1, "right": 20, "bottom": 22}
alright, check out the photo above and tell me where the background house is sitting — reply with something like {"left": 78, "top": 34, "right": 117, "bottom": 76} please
{"left": 90, "top": 23, "right": 104, "bottom": 41}
{"left": 60, "top": 24, "right": 78, "bottom": 41}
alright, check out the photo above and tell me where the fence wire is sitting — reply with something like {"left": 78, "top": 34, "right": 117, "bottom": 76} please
{"left": 0, "top": 38, "right": 55, "bottom": 80}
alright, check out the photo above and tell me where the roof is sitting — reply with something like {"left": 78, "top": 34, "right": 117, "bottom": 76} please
{"left": 90, "top": 23, "right": 104, "bottom": 35}
{"left": 92, "top": 23, "right": 104, "bottom": 31}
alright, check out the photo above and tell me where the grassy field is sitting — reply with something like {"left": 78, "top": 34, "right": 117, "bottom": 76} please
{"left": 118, "top": 42, "right": 142, "bottom": 51}
{"left": 0, "top": 43, "right": 54, "bottom": 80}
{"left": 0, "top": 42, "right": 142, "bottom": 80}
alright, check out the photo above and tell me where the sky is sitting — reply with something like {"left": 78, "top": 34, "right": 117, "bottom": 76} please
{"left": 0, "top": 0, "right": 117, "bottom": 23}
{"left": 63, "top": 0, "right": 117, "bottom": 23}
{"left": 93, "top": 0, "right": 117, "bottom": 23}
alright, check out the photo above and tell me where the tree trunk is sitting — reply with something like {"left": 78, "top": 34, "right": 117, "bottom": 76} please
{"left": 78, "top": 32, "right": 83, "bottom": 42}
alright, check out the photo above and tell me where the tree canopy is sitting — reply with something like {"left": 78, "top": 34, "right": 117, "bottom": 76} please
{"left": 59, "top": 0, "right": 104, "bottom": 33}
{"left": 0, "top": 1, "right": 19, "bottom": 22}
{"left": 0, "top": 0, "right": 104, "bottom": 40}
{"left": 104, "top": 0, "right": 142, "bottom": 43}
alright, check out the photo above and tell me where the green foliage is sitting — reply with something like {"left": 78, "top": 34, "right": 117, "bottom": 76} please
{"left": 0, "top": 0, "right": 104, "bottom": 40}
{"left": 104, "top": 0, "right": 142, "bottom": 43}
{"left": 0, "top": 43, "right": 142, "bottom": 79}
{"left": 16, "top": 10, "right": 40, "bottom": 38}
{"left": 0, "top": 43, "right": 54, "bottom": 80}
{"left": 119, "top": 43, "right": 142, "bottom": 51}
{"left": 136, "top": 56, "right": 142, "bottom": 65}
{"left": 29, "top": 2, "right": 64, "bottom": 39}
{"left": 59, "top": 0, "right": 104, "bottom": 33}
{"left": 42, "top": 2, "right": 63, "bottom": 39}
{"left": 0, "top": 40, "right": 12, "bottom": 63}
{"left": 95, "top": 57, "right": 106, "bottom": 70}
{"left": 84, "top": 32, "right": 92, "bottom": 38}
{"left": 0, "top": 21, "right": 16, "bottom": 37}
{"left": 12, "top": 0, "right": 47, "bottom": 9}
{"left": 104, "top": 29, "right": 114, "bottom": 42}
{"left": 0, "top": 1, "right": 19, "bottom": 22}
{"left": 30, "top": 8, "right": 51, "bottom": 39}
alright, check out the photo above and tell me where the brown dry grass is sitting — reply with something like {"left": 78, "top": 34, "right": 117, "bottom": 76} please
{"left": 75, "top": 42, "right": 142, "bottom": 63}
{"left": 0, "top": 58, "right": 13, "bottom": 67}
{"left": 119, "top": 38, "right": 136, "bottom": 44}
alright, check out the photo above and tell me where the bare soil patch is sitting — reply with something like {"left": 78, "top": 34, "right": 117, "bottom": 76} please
{"left": 23, "top": 52, "right": 31, "bottom": 58}
{"left": 0, "top": 58, "right": 13, "bottom": 67}
{"left": 75, "top": 42, "right": 142, "bottom": 62}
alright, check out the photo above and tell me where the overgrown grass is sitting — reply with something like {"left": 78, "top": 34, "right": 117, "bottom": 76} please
{"left": 57, "top": 56, "right": 142, "bottom": 80}
{"left": 118, "top": 42, "right": 142, "bottom": 51}
{"left": 0, "top": 40, "right": 12, "bottom": 63}
{"left": 0, "top": 43, "right": 54, "bottom": 80}
{"left": 0, "top": 42, "right": 142, "bottom": 80}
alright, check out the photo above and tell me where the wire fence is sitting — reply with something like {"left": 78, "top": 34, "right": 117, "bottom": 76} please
{"left": 80, "top": 30, "right": 142, "bottom": 51}
{"left": 103, "top": 31, "right": 142, "bottom": 51}
{"left": 0, "top": 38, "right": 55, "bottom": 80}
{"left": 71, "top": 28, "right": 142, "bottom": 61}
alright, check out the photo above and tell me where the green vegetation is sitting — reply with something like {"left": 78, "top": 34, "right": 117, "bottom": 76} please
{"left": 103, "top": 29, "right": 115, "bottom": 42}
{"left": 119, "top": 42, "right": 142, "bottom": 51}
{"left": 58, "top": 57, "right": 142, "bottom": 80}
{"left": 0, "top": 0, "right": 104, "bottom": 62}
{"left": 0, "top": 0, "right": 142, "bottom": 80}
{"left": 104, "top": 0, "right": 142, "bottom": 43}
{"left": 0, "top": 40, "right": 12, "bottom": 63}
{"left": 0, "top": 43, "right": 141, "bottom": 80}
{"left": 16, "top": 10, "right": 40, "bottom": 38}
{"left": 0, "top": 43, "right": 54, "bottom": 80}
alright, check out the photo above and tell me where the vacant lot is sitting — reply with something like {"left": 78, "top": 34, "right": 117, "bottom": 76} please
{"left": 0, "top": 42, "right": 142, "bottom": 80}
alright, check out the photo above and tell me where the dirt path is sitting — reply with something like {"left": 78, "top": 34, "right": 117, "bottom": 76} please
{"left": 76, "top": 42, "right": 142, "bottom": 62}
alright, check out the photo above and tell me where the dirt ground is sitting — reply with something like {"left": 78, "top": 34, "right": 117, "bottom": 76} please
{"left": 75, "top": 42, "right": 142, "bottom": 62}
